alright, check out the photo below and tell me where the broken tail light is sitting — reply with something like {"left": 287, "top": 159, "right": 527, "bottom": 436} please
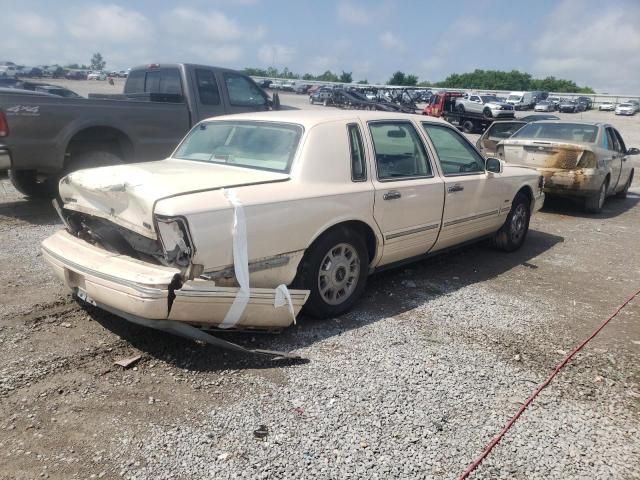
{"left": 577, "top": 150, "right": 596, "bottom": 168}
{"left": 0, "top": 111, "right": 8, "bottom": 137}
{"left": 155, "top": 215, "right": 194, "bottom": 268}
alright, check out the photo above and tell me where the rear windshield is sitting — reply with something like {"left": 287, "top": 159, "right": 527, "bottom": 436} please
{"left": 173, "top": 121, "right": 303, "bottom": 173}
{"left": 512, "top": 123, "right": 598, "bottom": 143}
{"left": 124, "top": 68, "right": 182, "bottom": 96}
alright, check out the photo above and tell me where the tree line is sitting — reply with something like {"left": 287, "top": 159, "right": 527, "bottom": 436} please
{"left": 244, "top": 66, "right": 594, "bottom": 93}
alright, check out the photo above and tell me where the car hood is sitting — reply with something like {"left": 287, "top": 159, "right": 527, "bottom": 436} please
{"left": 59, "top": 158, "right": 289, "bottom": 239}
{"left": 486, "top": 101, "right": 511, "bottom": 108}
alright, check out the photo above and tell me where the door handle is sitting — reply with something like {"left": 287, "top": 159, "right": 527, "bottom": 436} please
{"left": 383, "top": 191, "right": 402, "bottom": 200}
{"left": 447, "top": 184, "right": 464, "bottom": 193}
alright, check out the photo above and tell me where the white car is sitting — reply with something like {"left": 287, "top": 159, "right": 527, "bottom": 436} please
{"left": 615, "top": 103, "right": 636, "bottom": 116}
{"left": 0, "top": 65, "right": 17, "bottom": 78}
{"left": 87, "top": 72, "right": 106, "bottom": 80}
{"left": 456, "top": 93, "right": 515, "bottom": 118}
{"left": 42, "top": 110, "right": 544, "bottom": 335}
{"left": 599, "top": 101, "right": 616, "bottom": 111}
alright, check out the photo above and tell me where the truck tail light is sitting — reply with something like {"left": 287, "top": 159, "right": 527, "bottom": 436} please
{"left": 0, "top": 111, "right": 8, "bottom": 137}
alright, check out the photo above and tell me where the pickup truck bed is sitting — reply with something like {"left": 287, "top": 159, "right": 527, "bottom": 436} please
{"left": 0, "top": 63, "right": 277, "bottom": 198}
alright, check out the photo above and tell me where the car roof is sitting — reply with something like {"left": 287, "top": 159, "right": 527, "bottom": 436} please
{"left": 200, "top": 109, "right": 451, "bottom": 128}
{"left": 520, "top": 120, "right": 608, "bottom": 128}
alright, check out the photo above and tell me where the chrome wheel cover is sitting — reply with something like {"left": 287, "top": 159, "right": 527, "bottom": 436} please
{"left": 510, "top": 204, "right": 528, "bottom": 243}
{"left": 317, "top": 243, "right": 360, "bottom": 306}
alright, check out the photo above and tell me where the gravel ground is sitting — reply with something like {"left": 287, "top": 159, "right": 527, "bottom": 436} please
{"left": 1, "top": 86, "right": 639, "bottom": 479}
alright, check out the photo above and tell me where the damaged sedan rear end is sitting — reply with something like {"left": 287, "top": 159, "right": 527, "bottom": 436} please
{"left": 496, "top": 121, "right": 637, "bottom": 213}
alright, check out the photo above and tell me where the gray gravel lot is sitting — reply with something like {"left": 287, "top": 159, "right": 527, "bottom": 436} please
{"left": 0, "top": 84, "right": 639, "bottom": 480}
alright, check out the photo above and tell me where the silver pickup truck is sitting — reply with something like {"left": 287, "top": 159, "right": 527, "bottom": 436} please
{"left": 0, "top": 63, "right": 279, "bottom": 197}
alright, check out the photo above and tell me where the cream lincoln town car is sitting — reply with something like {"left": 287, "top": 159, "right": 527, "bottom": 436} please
{"left": 42, "top": 110, "right": 544, "bottom": 331}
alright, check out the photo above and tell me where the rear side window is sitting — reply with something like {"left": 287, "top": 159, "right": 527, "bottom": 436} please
{"left": 195, "top": 69, "right": 221, "bottom": 105}
{"left": 605, "top": 128, "right": 619, "bottom": 151}
{"left": 347, "top": 124, "right": 366, "bottom": 181}
{"left": 124, "top": 68, "right": 182, "bottom": 96}
{"left": 612, "top": 129, "right": 626, "bottom": 152}
{"left": 422, "top": 124, "right": 485, "bottom": 175}
{"left": 369, "top": 121, "right": 431, "bottom": 180}
{"left": 224, "top": 73, "right": 267, "bottom": 107}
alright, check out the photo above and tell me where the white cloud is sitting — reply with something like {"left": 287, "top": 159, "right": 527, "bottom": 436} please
{"left": 66, "top": 5, "right": 153, "bottom": 42}
{"left": 532, "top": 0, "right": 640, "bottom": 92}
{"left": 5, "top": 12, "right": 57, "bottom": 38}
{"left": 380, "top": 31, "right": 404, "bottom": 51}
{"left": 258, "top": 44, "right": 296, "bottom": 65}
{"left": 163, "top": 8, "right": 242, "bottom": 41}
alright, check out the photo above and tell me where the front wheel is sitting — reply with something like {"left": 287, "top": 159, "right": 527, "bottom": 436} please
{"left": 457, "top": 104, "right": 465, "bottom": 113}
{"left": 461, "top": 120, "right": 475, "bottom": 133}
{"left": 483, "top": 107, "right": 493, "bottom": 118}
{"left": 492, "top": 192, "right": 530, "bottom": 252}
{"left": 292, "top": 227, "right": 369, "bottom": 319}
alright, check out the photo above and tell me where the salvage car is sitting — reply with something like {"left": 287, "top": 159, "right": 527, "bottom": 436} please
{"left": 455, "top": 93, "right": 514, "bottom": 118}
{"left": 598, "top": 101, "right": 616, "bottom": 111}
{"left": 534, "top": 100, "right": 555, "bottom": 112}
{"left": 497, "top": 121, "right": 637, "bottom": 212}
{"left": 615, "top": 103, "right": 636, "bottom": 116}
{"left": 42, "top": 110, "right": 544, "bottom": 333}
{"left": 558, "top": 99, "right": 585, "bottom": 113}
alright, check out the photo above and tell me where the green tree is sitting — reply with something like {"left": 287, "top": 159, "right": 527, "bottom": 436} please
{"left": 387, "top": 71, "right": 418, "bottom": 86}
{"left": 317, "top": 70, "right": 339, "bottom": 82}
{"left": 90, "top": 52, "right": 106, "bottom": 71}
{"left": 339, "top": 71, "right": 353, "bottom": 83}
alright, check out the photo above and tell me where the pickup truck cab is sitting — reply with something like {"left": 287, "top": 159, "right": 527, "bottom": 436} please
{"left": 0, "top": 63, "right": 278, "bottom": 198}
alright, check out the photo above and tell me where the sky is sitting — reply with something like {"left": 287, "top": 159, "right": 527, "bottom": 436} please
{"left": 1, "top": 0, "right": 639, "bottom": 93}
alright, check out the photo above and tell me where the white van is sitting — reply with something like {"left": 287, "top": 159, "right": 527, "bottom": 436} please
{"left": 0, "top": 65, "right": 18, "bottom": 78}
{"left": 506, "top": 91, "right": 535, "bottom": 110}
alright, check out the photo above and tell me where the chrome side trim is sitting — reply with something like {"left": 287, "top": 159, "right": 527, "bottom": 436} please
{"left": 443, "top": 210, "right": 499, "bottom": 228}
{"left": 385, "top": 223, "right": 440, "bottom": 240}
{"left": 42, "top": 245, "right": 169, "bottom": 299}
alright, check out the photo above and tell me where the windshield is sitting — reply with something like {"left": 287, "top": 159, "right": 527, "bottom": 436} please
{"left": 512, "top": 123, "right": 598, "bottom": 143}
{"left": 481, "top": 96, "right": 499, "bottom": 103}
{"left": 619, "top": 103, "right": 632, "bottom": 107}
{"left": 507, "top": 95, "right": 522, "bottom": 101}
{"left": 173, "top": 121, "right": 303, "bottom": 173}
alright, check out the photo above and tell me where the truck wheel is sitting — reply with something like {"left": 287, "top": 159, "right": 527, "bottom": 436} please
{"left": 585, "top": 180, "right": 608, "bottom": 213}
{"left": 292, "top": 227, "right": 368, "bottom": 319}
{"left": 461, "top": 120, "right": 475, "bottom": 133}
{"left": 457, "top": 104, "right": 465, "bottom": 113}
{"left": 65, "top": 150, "right": 124, "bottom": 174}
{"left": 492, "top": 192, "right": 530, "bottom": 252}
{"left": 309, "top": 97, "right": 314, "bottom": 104}
{"left": 8, "top": 170, "right": 55, "bottom": 198}
{"left": 615, "top": 170, "right": 633, "bottom": 199}
{"left": 483, "top": 107, "right": 493, "bottom": 118}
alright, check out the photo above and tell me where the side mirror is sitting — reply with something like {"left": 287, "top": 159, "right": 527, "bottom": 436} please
{"left": 486, "top": 157, "right": 503, "bottom": 174}
{"left": 627, "top": 147, "right": 640, "bottom": 155}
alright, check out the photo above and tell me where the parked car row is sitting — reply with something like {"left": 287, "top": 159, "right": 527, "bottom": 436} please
{"left": 308, "top": 86, "right": 419, "bottom": 113}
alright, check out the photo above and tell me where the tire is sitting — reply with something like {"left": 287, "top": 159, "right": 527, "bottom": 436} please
{"left": 323, "top": 99, "right": 328, "bottom": 107}
{"left": 584, "top": 179, "right": 608, "bottom": 213}
{"left": 457, "top": 104, "right": 465, "bottom": 113}
{"left": 615, "top": 170, "right": 633, "bottom": 199}
{"left": 309, "top": 97, "right": 314, "bottom": 105}
{"left": 483, "top": 107, "right": 493, "bottom": 118}
{"left": 65, "top": 150, "right": 123, "bottom": 174}
{"left": 8, "top": 169, "right": 55, "bottom": 198}
{"left": 492, "top": 192, "right": 531, "bottom": 252}
{"left": 292, "top": 227, "right": 369, "bottom": 319}
{"left": 461, "top": 120, "right": 475, "bottom": 134}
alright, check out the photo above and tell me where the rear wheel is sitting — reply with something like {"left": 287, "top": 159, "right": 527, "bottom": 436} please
{"left": 615, "top": 170, "right": 633, "bottom": 199}
{"left": 492, "top": 192, "right": 530, "bottom": 252}
{"left": 585, "top": 180, "right": 608, "bottom": 213}
{"left": 461, "top": 120, "right": 475, "bottom": 133}
{"left": 457, "top": 104, "right": 465, "bottom": 113}
{"left": 292, "top": 227, "right": 368, "bottom": 319}
{"left": 8, "top": 169, "right": 55, "bottom": 198}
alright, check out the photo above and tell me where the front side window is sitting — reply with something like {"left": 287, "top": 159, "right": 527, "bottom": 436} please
{"left": 347, "top": 124, "right": 366, "bottom": 181}
{"left": 195, "top": 69, "right": 221, "bottom": 105}
{"left": 224, "top": 73, "right": 267, "bottom": 107}
{"left": 173, "top": 121, "right": 302, "bottom": 173}
{"left": 422, "top": 123, "right": 485, "bottom": 175}
{"left": 369, "top": 121, "right": 431, "bottom": 180}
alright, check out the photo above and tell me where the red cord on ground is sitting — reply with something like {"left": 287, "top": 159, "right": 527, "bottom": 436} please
{"left": 457, "top": 287, "right": 640, "bottom": 480}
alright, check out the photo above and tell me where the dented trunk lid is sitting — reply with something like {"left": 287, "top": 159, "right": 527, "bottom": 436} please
{"left": 500, "top": 140, "right": 594, "bottom": 170}
{"left": 59, "top": 158, "right": 289, "bottom": 238}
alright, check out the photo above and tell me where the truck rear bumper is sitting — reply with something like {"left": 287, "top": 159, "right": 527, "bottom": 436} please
{"left": 42, "top": 230, "right": 309, "bottom": 330}
{"left": 0, "top": 147, "right": 11, "bottom": 170}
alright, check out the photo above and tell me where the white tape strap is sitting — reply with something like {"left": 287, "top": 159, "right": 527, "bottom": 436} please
{"left": 220, "top": 189, "right": 251, "bottom": 329}
{"left": 274, "top": 284, "right": 296, "bottom": 324}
